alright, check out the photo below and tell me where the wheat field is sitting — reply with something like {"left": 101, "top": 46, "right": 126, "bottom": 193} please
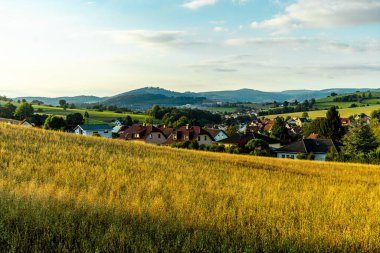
{"left": 0, "top": 124, "right": 380, "bottom": 252}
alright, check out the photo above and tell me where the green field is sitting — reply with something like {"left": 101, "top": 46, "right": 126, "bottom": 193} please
{"left": 1, "top": 124, "right": 380, "bottom": 251}
{"left": 0, "top": 101, "right": 148, "bottom": 124}
{"left": 267, "top": 104, "right": 380, "bottom": 119}
{"left": 312, "top": 92, "right": 380, "bottom": 110}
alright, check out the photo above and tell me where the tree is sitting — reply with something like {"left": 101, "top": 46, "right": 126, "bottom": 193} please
{"left": 302, "top": 112, "right": 309, "bottom": 118}
{"left": 151, "top": 105, "right": 161, "bottom": 119}
{"left": 84, "top": 111, "right": 90, "bottom": 123}
{"left": 124, "top": 115, "right": 133, "bottom": 126}
{"left": 371, "top": 109, "right": 380, "bottom": 120}
{"left": 283, "top": 101, "right": 289, "bottom": 107}
{"left": 144, "top": 116, "right": 154, "bottom": 125}
{"left": 66, "top": 113, "right": 84, "bottom": 128}
{"left": 271, "top": 117, "right": 289, "bottom": 140}
{"left": 326, "top": 106, "right": 344, "bottom": 141}
{"left": 226, "top": 125, "right": 238, "bottom": 138}
{"left": 0, "top": 102, "right": 16, "bottom": 118}
{"left": 245, "top": 139, "right": 270, "bottom": 156}
{"left": 173, "top": 116, "right": 188, "bottom": 128}
{"left": 302, "top": 118, "right": 330, "bottom": 138}
{"left": 43, "top": 115, "right": 66, "bottom": 130}
{"left": 14, "top": 102, "right": 34, "bottom": 120}
{"left": 369, "top": 92, "right": 373, "bottom": 99}
{"left": 342, "top": 122, "right": 379, "bottom": 155}
{"left": 331, "top": 92, "right": 338, "bottom": 97}
{"left": 59, "top": 100, "right": 67, "bottom": 109}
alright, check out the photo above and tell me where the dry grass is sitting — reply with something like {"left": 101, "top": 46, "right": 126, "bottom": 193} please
{"left": 1, "top": 124, "right": 380, "bottom": 252}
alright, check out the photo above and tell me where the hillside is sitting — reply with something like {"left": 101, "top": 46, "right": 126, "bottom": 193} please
{"left": 1, "top": 124, "right": 380, "bottom": 251}
{"left": 13, "top": 95, "right": 106, "bottom": 106}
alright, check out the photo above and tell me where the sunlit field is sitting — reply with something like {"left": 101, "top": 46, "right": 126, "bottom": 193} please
{"left": 1, "top": 124, "right": 380, "bottom": 251}
{"left": 267, "top": 104, "right": 380, "bottom": 119}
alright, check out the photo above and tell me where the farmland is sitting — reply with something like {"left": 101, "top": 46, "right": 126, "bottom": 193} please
{"left": 0, "top": 101, "right": 148, "bottom": 124}
{"left": 1, "top": 124, "right": 380, "bottom": 251}
{"left": 267, "top": 104, "right": 380, "bottom": 119}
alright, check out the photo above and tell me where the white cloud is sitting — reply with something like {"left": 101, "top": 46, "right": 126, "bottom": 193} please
{"left": 101, "top": 30, "right": 191, "bottom": 48}
{"left": 251, "top": 0, "right": 380, "bottom": 31}
{"left": 213, "top": 26, "right": 228, "bottom": 32}
{"left": 182, "top": 0, "right": 218, "bottom": 9}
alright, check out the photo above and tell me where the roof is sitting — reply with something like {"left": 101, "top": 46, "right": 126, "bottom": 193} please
{"left": 205, "top": 128, "right": 226, "bottom": 138}
{"left": 163, "top": 125, "right": 214, "bottom": 145}
{"left": 76, "top": 124, "right": 113, "bottom": 131}
{"left": 275, "top": 139, "right": 338, "bottom": 154}
{"left": 119, "top": 124, "right": 165, "bottom": 140}
{"left": 217, "top": 132, "right": 280, "bottom": 146}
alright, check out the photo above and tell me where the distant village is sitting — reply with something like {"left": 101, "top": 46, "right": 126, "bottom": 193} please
{"left": 1, "top": 96, "right": 379, "bottom": 164}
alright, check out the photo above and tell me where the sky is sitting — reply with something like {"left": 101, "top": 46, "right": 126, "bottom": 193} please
{"left": 0, "top": 0, "right": 379, "bottom": 97}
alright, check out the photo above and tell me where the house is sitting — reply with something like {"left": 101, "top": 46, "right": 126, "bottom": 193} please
{"left": 0, "top": 118, "right": 21, "bottom": 125}
{"left": 163, "top": 125, "right": 214, "bottom": 146}
{"left": 112, "top": 125, "right": 124, "bottom": 134}
{"left": 341, "top": 118, "right": 351, "bottom": 125}
{"left": 113, "top": 119, "right": 123, "bottom": 126}
{"left": 19, "top": 119, "right": 34, "bottom": 127}
{"left": 217, "top": 132, "right": 282, "bottom": 149}
{"left": 119, "top": 124, "right": 167, "bottom": 144}
{"left": 296, "top": 117, "right": 310, "bottom": 127}
{"left": 74, "top": 124, "right": 113, "bottom": 138}
{"left": 205, "top": 128, "right": 229, "bottom": 142}
{"left": 275, "top": 139, "right": 338, "bottom": 161}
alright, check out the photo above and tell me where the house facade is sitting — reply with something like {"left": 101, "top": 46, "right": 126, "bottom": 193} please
{"left": 119, "top": 124, "right": 167, "bottom": 144}
{"left": 217, "top": 132, "right": 282, "bottom": 149}
{"left": 275, "top": 139, "right": 338, "bottom": 161}
{"left": 74, "top": 124, "right": 113, "bottom": 138}
{"left": 205, "top": 129, "right": 229, "bottom": 142}
{"left": 164, "top": 125, "right": 214, "bottom": 146}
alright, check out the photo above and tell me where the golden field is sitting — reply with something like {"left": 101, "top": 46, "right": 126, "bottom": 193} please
{"left": 0, "top": 124, "right": 380, "bottom": 252}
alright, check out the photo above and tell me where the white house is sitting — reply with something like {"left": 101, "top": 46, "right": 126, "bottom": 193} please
{"left": 205, "top": 128, "right": 229, "bottom": 142}
{"left": 275, "top": 139, "right": 338, "bottom": 161}
{"left": 74, "top": 124, "right": 113, "bottom": 138}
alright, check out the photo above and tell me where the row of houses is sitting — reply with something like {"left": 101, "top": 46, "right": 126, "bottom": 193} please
{"left": 73, "top": 123, "right": 338, "bottom": 161}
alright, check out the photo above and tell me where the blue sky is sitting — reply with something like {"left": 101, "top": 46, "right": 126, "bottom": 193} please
{"left": 0, "top": 0, "right": 379, "bottom": 97}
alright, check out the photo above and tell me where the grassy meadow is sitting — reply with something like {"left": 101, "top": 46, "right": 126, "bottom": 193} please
{"left": 1, "top": 124, "right": 380, "bottom": 251}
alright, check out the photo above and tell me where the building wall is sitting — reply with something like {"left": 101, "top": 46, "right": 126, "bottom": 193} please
{"left": 277, "top": 152, "right": 327, "bottom": 161}
{"left": 75, "top": 128, "right": 112, "bottom": 138}
{"left": 145, "top": 132, "right": 167, "bottom": 144}
{"left": 197, "top": 135, "right": 213, "bottom": 145}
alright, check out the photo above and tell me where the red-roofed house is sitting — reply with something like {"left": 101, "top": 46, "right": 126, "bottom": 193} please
{"left": 163, "top": 125, "right": 214, "bottom": 146}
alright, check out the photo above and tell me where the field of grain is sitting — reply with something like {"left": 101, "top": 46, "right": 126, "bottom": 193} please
{"left": 1, "top": 124, "right": 380, "bottom": 251}
{"left": 267, "top": 104, "right": 380, "bottom": 119}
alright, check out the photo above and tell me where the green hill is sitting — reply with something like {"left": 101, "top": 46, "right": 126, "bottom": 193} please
{"left": 0, "top": 124, "right": 380, "bottom": 251}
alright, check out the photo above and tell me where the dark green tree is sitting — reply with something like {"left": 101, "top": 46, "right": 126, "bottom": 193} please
{"left": 43, "top": 115, "right": 66, "bottom": 130}
{"left": 124, "top": 115, "right": 133, "bottom": 126}
{"left": 225, "top": 125, "right": 238, "bottom": 138}
{"left": 0, "top": 102, "right": 16, "bottom": 118}
{"left": 271, "top": 117, "right": 289, "bottom": 140}
{"left": 66, "top": 113, "right": 84, "bottom": 128}
{"left": 14, "top": 102, "right": 34, "bottom": 120}
{"left": 342, "top": 122, "right": 378, "bottom": 155}
{"left": 326, "top": 106, "right": 344, "bottom": 141}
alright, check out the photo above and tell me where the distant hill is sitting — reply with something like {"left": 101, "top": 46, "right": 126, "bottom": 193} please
{"left": 11, "top": 87, "right": 380, "bottom": 108}
{"left": 13, "top": 96, "right": 106, "bottom": 106}
{"left": 102, "top": 93, "right": 205, "bottom": 109}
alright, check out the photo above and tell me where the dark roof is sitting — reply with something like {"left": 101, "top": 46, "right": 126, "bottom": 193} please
{"left": 205, "top": 128, "right": 227, "bottom": 138}
{"left": 163, "top": 126, "right": 214, "bottom": 145}
{"left": 217, "top": 132, "right": 280, "bottom": 146}
{"left": 275, "top": 139, "right": 338, "bottom": 154}
{"left": 77, "top": 124, "right": 113, "bottom": 131}
{"left": 119, "top": 124, "right": 165, "bottom": 140}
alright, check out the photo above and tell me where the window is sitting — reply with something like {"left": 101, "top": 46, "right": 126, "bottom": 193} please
{"left": 158, "top": 134, "right": 161, "bottom": 138}
{"left": 173, "top": 135, "right": 177, "bottom": 140}
{"left": 134, "top": 133, "right": 140, "bottom": 138}
{"left": 282, "top": 155, "right": 285, "bottom": 158}
{"left": 198, "top": 136, "right": 201, "bottom": 141}
{"left": 149, "top": 134, "right": 152, "bottom": 139}
{"left": 204, "top": 136, "right": 207, "bottom": 141}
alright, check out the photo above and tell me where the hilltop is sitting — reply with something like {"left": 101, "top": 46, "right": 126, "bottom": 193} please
{"left": 1, "top": 124, "right": 380, "bottom": 251}
{"left": 13, "top": 87, "right": 380, "bottom": 108}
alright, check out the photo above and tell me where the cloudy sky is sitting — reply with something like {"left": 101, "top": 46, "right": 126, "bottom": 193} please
{"left": 0, "top": 0, "right": 379, "bottom": 97}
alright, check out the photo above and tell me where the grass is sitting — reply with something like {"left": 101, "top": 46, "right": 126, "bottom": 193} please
{"left": 267, "top": 104, "right": 380, "bottom": 119}
{"left": 33, "top": 105, "right": 148, "bottom": 124}
{"left": 1, "top": 124, "right": 380, "bottom": 251}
